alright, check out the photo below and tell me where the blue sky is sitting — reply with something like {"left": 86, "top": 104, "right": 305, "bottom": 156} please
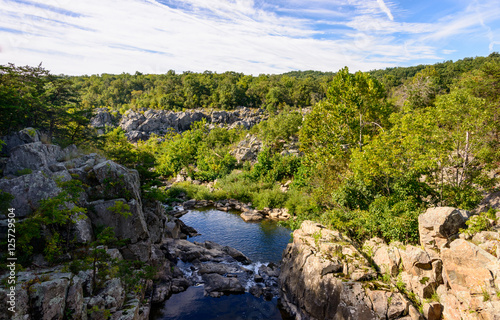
{"left": 0, "top": 0, "right": 499, "bottom": 75}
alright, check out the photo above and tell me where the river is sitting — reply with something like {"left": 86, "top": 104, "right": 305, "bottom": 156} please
{"left": 150, "top": 208, "right": 293, "bottom": 320}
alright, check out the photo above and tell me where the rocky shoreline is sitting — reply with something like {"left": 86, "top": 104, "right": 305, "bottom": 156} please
{"left": 173, "top": 198, "right": 291, "bottom": 221}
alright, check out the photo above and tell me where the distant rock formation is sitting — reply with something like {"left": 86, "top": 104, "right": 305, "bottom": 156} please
{"left": 91, "top": 107, "right": 267, "bottom": 142}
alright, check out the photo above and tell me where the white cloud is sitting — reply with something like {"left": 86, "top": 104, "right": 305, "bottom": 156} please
{"left": 0, "top": 0, "right": 498, "bottom": 75}
{"left": 377, "top": 0, "right": 394, "bottom": 21}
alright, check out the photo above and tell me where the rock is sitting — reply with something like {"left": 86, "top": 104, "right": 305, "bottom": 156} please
{"left": 202, "top": 273, "right": 245, "bottom": 297}
{"left": 88, "top": 160, "right": 141, "bottom": 202}
{"left": 30, "top": 276, "right": 71, "bottom": 320}
{"left": 441, "top": 239, "right": 500, "bottom": 304}
{"left": 1, "top": 127, "right": 40, "bottom": 156}
{"left": 66, "top": 276, "right": 86, "bottom": 320}
{"left": 87, "top": 199, "right": 149, "bottom": 243}
{"left": 0, "top": 170, "right": 60, "bottom": 219}
{"left": 476, "top": 190, "right": 500, "bottom": 214}
{"left": 90, "top": 108, "right": 120, "bottom": 135}
{"left": 364, "top": 238, "right": 401, "bottom": 277}
{"left": 419, "top": 207, "right": 470, "bottom": 250}
{"left": 279, "top": 221, "right": 380, "bottom": 320}
{"left": 4, "top": 142, "right": 62, "bottom": 176}
{"left": 423, "top": 302, "right": 443, "bottom": 320}
{"left": 152, "top": 282, "right": 172, "bottom": 304}
{"left": 71, "top": 213, "right": 94, "bottom": 244}
{"left": 87, "top": 278, "right": 125, "bottom": 313}
{"left": 240, "top": 210, "right": 264, "bottom": 222}
{"left": 230, "top": 134, "right": 262, "bottom": 163}
{"left": 120, "top": 241, "right": 152, "bottom": 262}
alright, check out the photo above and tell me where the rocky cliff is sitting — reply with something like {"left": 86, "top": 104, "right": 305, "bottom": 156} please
{"left": 91, "top": 107, "right": 267, "bottom": 142}
{"left": 279, "top": 207, "right": 500, "bottom": 320}
{"left": 0, "top": 128, "right": 279, "bottom": 320}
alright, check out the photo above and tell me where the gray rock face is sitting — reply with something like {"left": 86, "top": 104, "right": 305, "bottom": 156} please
{"left": 87, "top": 199, "right": 149, "bottom": 244}
{"left": 94, "top": 107, "right": 265, "bottom": 142}
{"left": 0, "top": 170, "right": 60, "bottom": 218}
{"left": 202, "top": 273, "right": 245, "bottom": 297}
{"left": 30, "top": 275, "right": 71, "bottom": 320}
{"left": 87, "top": 278, "right": 126, "bottom": 315}
{"left": 90, "top": 108, "right": 119, "bottom": 135}
{"left": 88, "top": 160, "right": 142, "bottom": 203}
{"left": 1, "top": 127, "right": 40, "bottom": 156}
{"left": 4, "top": 142, "right": 62, "bottom": 176}
{"left": 230, "top": 134, "right": 262, "bottom": 163}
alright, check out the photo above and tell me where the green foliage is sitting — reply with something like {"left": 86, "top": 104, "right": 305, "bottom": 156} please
{"left": 16, "top": 178, "right": 86, "bottom": 265}
{"left": 0, "top": 190, "right": 14, "bottom": 212}
{"left": 461, "top": 213, "right": 492, "bottom": 238}
{"left": 108, "top": 201, "right": 132, "bottom": 218}
{"left": 15, "top": 168, "right": 33, "bottom": 176}
{"left": 0, "top": 63, "right": 93, "bottom": 144}
{"left": 150, "top": 122, "right": 240, "bottom": 181}
{"left": 251, "top": 109, "right": 303, "bottom": 145}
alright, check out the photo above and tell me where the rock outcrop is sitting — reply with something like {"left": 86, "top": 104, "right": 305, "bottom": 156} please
{"left": 91, "top": 107, "right": 266, "bottom": 142}
{"left": 279, "top": 221, "right": 414, "bottom": 320}
{"left": 279, "top": 205, "right": 500, "bottom": 320}
{"left": 0, "top": 129, "right": 200, "bottom": 319}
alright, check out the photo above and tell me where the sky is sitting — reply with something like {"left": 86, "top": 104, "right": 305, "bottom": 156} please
{"left": 0, "top": 0, "right": 499, "bottom": 75}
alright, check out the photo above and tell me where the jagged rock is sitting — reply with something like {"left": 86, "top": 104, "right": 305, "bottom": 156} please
{"left": 87, "top": 199, "right": 149, "bottom": 243}
{"left": 279, "top": 221, "right": 396, "bottom": 320}
{"left": 398, "top": 245, "right": 443, "bottom": 300}
{"left": 1, "top": 127, "right": 40, "bottom": 156}
{"left": 0, "top": 170, "right": 60, "bottom": 219}
{"left": 4, "top": 142, "right": 63, "bottom": 176}
{"left": 91, "top": 108, "right": 120, "bottom": 135}
{"left": 476, "top": 190, "right": 500, "bottom": 214}
{"left": 0, "top": 282, "right": 30, "bottom": 320}
{"left": 30, "top": 275, "right": 71, "bottom": 320}
{"left": 441, "top": 239, "right": 500, "bottom": 305}
{"left": 364, "top": 238, "right": 401, "bottom": 277}
{"left": 66, "top": 276, "right": 87, "bottom": 320}
{"left": 423, "top": 302, "right": 443, "bottom": 320}
{"left": 418, "top": 207, "right": 470, "bottom": 250}
{"left": 230, "top": 134, "right": 262, "bottom": 163}
{"left": 87, "top": 278, "right": 126, "bottom": 314}
{"left": 88, "top": 160, "right": 142, "bottom": 202}
{"left": 143, "top": 200, "right": 168, "bottom": 243}
{"left": 152, "top": 282, "right": 172, "bottom": 304}
{"left": 120, "top": 241, "right": 152, "bottom": 262}
{"left": 71, "top": 213, "right": 94, "bottom": 244}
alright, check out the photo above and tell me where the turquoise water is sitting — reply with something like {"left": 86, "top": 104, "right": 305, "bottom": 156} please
{"left": 151, "top": 208, "right": 293, "bottom": 320}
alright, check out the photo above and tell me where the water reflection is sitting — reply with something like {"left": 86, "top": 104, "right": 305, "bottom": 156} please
{"left": 180, "top": 208, "right": 291, "bottom": 263}
{"left": 151, "top": 286, "right": 289, "bottom": 320}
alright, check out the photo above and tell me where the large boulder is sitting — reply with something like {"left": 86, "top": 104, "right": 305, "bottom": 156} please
{"left": 30, "top": 274, "right": 71, "bottom": 320}
{"left": 87, "top": 160, "right": 141, "bottom": 203}
{"left": 4, "top": 142, "right": 63, "bottom": 176}
{"left": 442, "top": 239, "right": 500, "bottom": 303}
{"left": 87, "top": 199, "right": 149, "bottom": 244}
{"left": 0, "top": 170, "right": 60, "bottom": 219}
{"left": 279, "top": 221, "right": 412, "bottom": 320}
{"left": 418, "top": 207, "right": 470, "bottom": 250}
{"left": 90, "top": 108, "right": 120, "bottom": 135}
{"left": 1, "top": 127, "right": 40, "bottom": 156}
